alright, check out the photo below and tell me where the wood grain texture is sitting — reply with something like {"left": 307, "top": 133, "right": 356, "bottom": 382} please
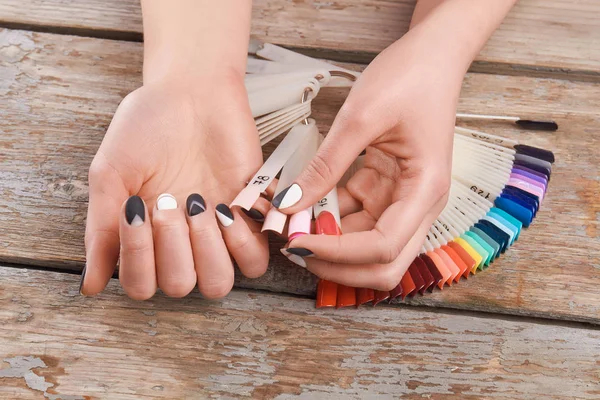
{"left": 1, "top": 266, "right": 600, "bottom": 400}
{"left": 1, "top": 28, "right": 599, "bottom": 323}
{"left": 0, "top": 0, "right": 599, "bottom": 79}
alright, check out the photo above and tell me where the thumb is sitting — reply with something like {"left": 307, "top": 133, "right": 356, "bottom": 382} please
{"left": 81, "top": 154, "right": 129, "bottom": 296}
{"left": 272, "top": 112, "right": 372, "bottom": 214}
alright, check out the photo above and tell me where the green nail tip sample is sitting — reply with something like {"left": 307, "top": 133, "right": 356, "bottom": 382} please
{"left": 470, "top": 227, "right": 500, "bottom": 259}
{"left": 461, "top": 234, "right": 490, "bottom": 269}
{"left": 464, "top": 232, "right": 495, "bottom": 267}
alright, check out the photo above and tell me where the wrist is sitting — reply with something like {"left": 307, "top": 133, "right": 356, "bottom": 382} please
{"left": 141, "top": 0, "right": 251, "bottom": 85}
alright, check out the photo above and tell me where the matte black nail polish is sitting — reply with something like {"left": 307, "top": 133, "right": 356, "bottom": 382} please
{"left": 242, "top": 208, "right": 265, "bottom": 222}
{"left": 79, "top": 264, "right": 87, "bottom": 295}
{"left": 285, "top": 248, "right": 313, "bottom": 257}
{"left": 216, "top": 203, "right": 234, "bottom": 227}
{"left": 125, "top": 195, "right": 145, "bottom": 226}
{"left": 186, "top": 193, "right": 206, "bottom": 217}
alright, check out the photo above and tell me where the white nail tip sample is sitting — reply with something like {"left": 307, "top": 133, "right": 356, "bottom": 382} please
{"left": 156, "top": 193, "right": 178, "bottom": 210}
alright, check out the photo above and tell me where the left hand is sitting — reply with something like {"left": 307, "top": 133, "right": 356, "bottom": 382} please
{"left": 274, "top": 28, "right": 466, "bottom": 290}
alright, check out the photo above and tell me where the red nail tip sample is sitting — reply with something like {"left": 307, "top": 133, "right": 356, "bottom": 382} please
{"left": 315, "top": 211, "right": 342, "bottom": 235}
{"left": 414, "top": 257, "right": 435, "bottom": 294}
{"left": 389, "top": 283, "right": 403, "bottom": 301}
{"left": 356, "top": 288, "right": 375, "bottom": 306}
{"left": 407, "top": 263, "right": 425, "bottom": 295}
{"left": 316, "top": 279, "right": 338, "bottom": 308}
{"left": 336, "top": 285, "right": 357, "bottom": 308}
{"left": 373, "top": 290, "right": 390, "bottom": 306}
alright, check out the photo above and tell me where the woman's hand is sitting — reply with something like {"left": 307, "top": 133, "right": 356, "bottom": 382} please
{"left": 275, "top": 0, "right": 517, "bottom": 290}
{"left": 81, "top": 74, "right": 270, "bottom": 299}
{"left": 275, "top": 29, "right": 460, "bottom": 290}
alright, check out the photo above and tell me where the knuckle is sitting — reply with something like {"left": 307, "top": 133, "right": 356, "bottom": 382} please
{"left": 375, "top": 232, "right": 400, "bottom": 264}
{"left": 304, "top": 152, "right": 334, "bottom": 186}
{"left": 227, "top": 233, "right": 252, "bottom": 254}
{"left": 338, "top": 100, "right": 371, "bottom": 130}
{"left": 124, "top": 285, "right": 156, "bottom": 301}
{"left": 189, "top": 224, "right": 222, "bottom": 243}
{"left": 199, "top": 278, "right": 233, "bottom": 299}
{"left": 121, "top": 236, "right": 152, "bottom": 255}
{"left": 240, "top": 260, "right": 268, "bottom": 279}
{"left": 88, "top": 158, "right": 114, "bottom": 186}
{"left": 429, "top": 171, "right": 451, "bottom": 200}
{"left": 375, "top": 267, "right": 404, "bottom": 292}
{"left": 160, "top": 280, "right": 195, "bottom": 298}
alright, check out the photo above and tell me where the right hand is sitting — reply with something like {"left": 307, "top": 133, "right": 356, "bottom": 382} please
{"left": 81, "top": 72, "right": 270, "bottom": 300}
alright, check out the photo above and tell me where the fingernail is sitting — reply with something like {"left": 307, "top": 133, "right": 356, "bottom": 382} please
{"left": 285, "top": 248, "right": 313, "bottom": 257}
{"left": 242, "top": 208, "right": 265, "bottom": 222}
{"left": 156, "top": 193, "right": 178, "bottom": 210}
{"left": 216, "top": 203, "right": 234, "bottom": 227}
{"left": 186, "top": 193, "right": 206, "bottom": 216}
{"left": 272, "top": 184, "right": 302, "bottom": 209}
{"left": 125, "top": 195, "right": 145, "bottom": 226}
{"left": 285, "top": 254, "right": 307, "bottom": 268}
{"left": 79, "top": 264, "right": 87, "bottom": 296}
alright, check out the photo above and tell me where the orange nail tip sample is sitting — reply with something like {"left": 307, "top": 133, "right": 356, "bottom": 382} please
{"left": 442, "top": 245, "right": 469, "bottom": 282}
{"left": 373, "top": 291, "right": 390, "bottom": 306}
{"left": 356, "top": 288, "right": 375, "bottom": 306}
{"left": 400, "top": 271, "right": 417, "bottom": 300}
{"left": 336, "top": 285, "right": 357, "bottom": 308}
{"left": 316, "top": 279, "right": 338, "bottom": 308}
{"left": 427, "top": 251, "right": 452, "bottom": 289}
{"left": 447, "top": 242, "right": 476, "bottom": 278}
{"left": 434, "top": 249, "right": 460, "bottom": 285}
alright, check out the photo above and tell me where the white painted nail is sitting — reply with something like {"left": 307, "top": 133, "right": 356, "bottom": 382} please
{"left": 157, "top": 193, "right": 178, "bottom": 210}
{"left": 273, "top": 184, "right": 303, "bottom": 210}
{"left": 216, "top": 204, "right": 234, "bottom": 227}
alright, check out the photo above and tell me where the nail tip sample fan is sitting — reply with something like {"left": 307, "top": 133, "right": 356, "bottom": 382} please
{"left": 316, "top": 128, "right": 556, "bottom": 309}
{"left": 240, "top": 39, "right": 556, "bottom": 309}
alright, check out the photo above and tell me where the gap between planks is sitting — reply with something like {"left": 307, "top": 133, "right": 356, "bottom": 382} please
{"left": 2, "top": 262, "right": 600, "bottom": 332}
{"left": 0, "top": 21, "right": 598, "bottom": 84}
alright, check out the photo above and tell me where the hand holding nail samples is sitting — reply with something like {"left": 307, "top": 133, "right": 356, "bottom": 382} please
{"left": 82, "top": 77, "right": 271, "bottom": 299}
{"left": 274, "top": 30, "right": 468, "bottom": 290}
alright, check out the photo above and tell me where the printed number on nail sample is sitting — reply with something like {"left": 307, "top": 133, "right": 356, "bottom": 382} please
{"left": 470, "top": 133, "right": 504, "bottom": 144}
{"left": 252, "top": 175, "right": 270, "bottom": 186}
{"left": 470, "top": 186, "right": 491, "bottom": 200}
{"left": 317, "top": 197, "right": 328, "bottom": 207}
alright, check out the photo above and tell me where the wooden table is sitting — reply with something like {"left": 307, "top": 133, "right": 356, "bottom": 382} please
{"left": 1, "top": 1, "right": 599, "bottom": 398}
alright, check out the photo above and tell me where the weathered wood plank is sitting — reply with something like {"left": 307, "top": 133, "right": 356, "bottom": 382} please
{"left": 1, "top": 28, "right": 599, "bottom": 323}
{"left": 0, "top": 0, "right": 599, "bottom": 79}
{"left": 1, "top": 266, "right": 599, "bottom": 399}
